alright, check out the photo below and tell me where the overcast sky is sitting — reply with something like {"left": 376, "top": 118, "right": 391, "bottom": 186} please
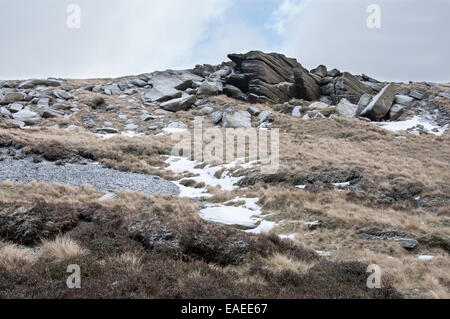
{"left": 0, "top": 0, "right": 448, "bottom": 82}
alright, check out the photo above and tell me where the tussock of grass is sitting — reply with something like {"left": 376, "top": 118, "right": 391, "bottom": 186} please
{"left": 0, "top": 242, "right": 36, "bottom": 271}
{"left": 41, "top": 236, "right": 88, "bottom": 262}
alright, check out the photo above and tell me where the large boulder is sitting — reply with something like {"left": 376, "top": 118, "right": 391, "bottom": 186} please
{"left": 160, "top": 95, "right": 196, "bottom": 112}
{"left": 142, "top": 71, "right": 202, "bottom": 102}
{"left": 360, "top": 84, "right": 397, "bottom": 121}
{"left": 226, "top": 51, "right": 320, "bottom": 103}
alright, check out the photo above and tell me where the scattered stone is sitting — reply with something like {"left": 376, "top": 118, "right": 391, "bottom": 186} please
{"left": 222, "top": 107, "right": 252, "bottom": 128}
{"left": 160, "top": 94, "right": 196, "bottom": 112}
{"left": 394, "top": 238, "right": 418, "bottom": 250}
{"left": 247, "top": 106, "right": 261, "bottom": 116}
{"left": 409, "top": 89, "right": 426, "bottom": 100}
{"left": 125, "top": 123, "right": 139, "bottom": 131}
{"left": 200, "top": 106, "right": 215, "bottom": 115}
{"left": 258, "top": 110, "right": 272, "bottom": 124}
{"left": 95, "top": 127, "right": 119, "bottom": 134}
{"left": 53, "top": 89, "right": 73, "bottom": 100}
{"left": 18, "top": 79, "right": 61, "bottom": 89}
{"left": 41, "top": 108, "right": 64, "bottom": 118}
{"left": 99, "top": 193, "right": 117, "bottom": 202}
{"left": 104, "top": 84, "right": 122, "bottom": 95}
{"left": 292, "top": 105, "right": 302, "bottom": 118}
{"left": 8, "top": 103, "right": 23, "bottom": 113}
{"left": 106, "top": 105, "right": 120, "bottom": 112}
{"left": 52, "top": 103, "right": 71, "bottom": 111}
{"left": 0, "top": 92, "right": 25, "bottom": 105}
{"left": 12, "top": 109, "right": 40, "bottom": 125}
{"left": 389, "top": 104, "right": 406, "bottom": 121}
{"left": 309, "top": 102, "right": 329, "bottom": 109}
{"left": 395, "top": 95, "right": 414, "bottom": 104}
{"left": 167, "top": 122, "right": 188, "bottom": 130}
{"left": 210, "top": 111, "right": 223, "bottom": 124}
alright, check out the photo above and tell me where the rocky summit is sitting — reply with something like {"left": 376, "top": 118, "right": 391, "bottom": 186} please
{"left": 0, "top": 50, "right": 449, "bottom": 300}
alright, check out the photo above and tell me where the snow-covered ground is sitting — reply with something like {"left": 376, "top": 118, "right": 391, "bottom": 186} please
{"left": 164, "top": 156, "right": 277, "bottom": 233}
{"left": 199, "top": 197, "right": 276, "bottom": 234}
{"left": 376, "top": 116, "right": 448, "bottom": 136}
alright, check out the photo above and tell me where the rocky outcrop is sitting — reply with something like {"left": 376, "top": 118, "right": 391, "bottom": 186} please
{"left": 225, "top": 51, "right": 320, "bottom": 103}
{"left": 222, "top": 107, "right": 252, "bottom": 128}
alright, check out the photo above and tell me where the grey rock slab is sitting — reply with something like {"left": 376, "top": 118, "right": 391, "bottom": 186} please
{"left": 258, "top": 110, "right": 272, "bottom": 124}
{"left": 360, "top": 84, "right": 397, "bottom": 121}
{"left": 409, "top": 89, "right": 426, "bottom": 100}
{"left": 395, "top": 95, "right": 414, "bottom": 104}
{"left": 210, "top": 111, "right": 223, "bottom": 124}
{"left": 222, "top": 108, "right": 251, "bottom": 128}
{"left": 0, "top": 92, "right": 26, "bottom": 105}
{"left": 394, "top": 238, "right": 418, "bottom": 250}
{"left": 0, "top": 155, "right": 180, "bottom": 197}
{"left": 336, "top": 98, "right": 358, "bottom": 119}
{"left": 95, "top": 127, "right": 119, "bottom": 134}
{"left": 18, "top": 79, "right": 61, "bottom": 89}
{"left": 389, "top": 104, "right": 406, "bottom": 121}
{"left": 160, "top": 94, "right": 196, "bottom": 112}
{"left": 247, "top": 106, "right": 261, "bottom": 116}
{"left": 8, "top": 103, "right": 23, "bottom": 113}
{"left": 12, "top": 109, "right": 40, "bottom": 125}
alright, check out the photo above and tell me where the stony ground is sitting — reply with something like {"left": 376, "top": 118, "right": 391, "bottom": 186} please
{"left": 0, "top": 51, "right": 449, "bottom": 299}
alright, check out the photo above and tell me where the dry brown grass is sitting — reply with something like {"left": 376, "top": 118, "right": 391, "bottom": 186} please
{"left": 0, "top": 242, "right": 36, "bottom": 271}
{"left": 108, "top": 252, "right": 144, "bottom": 273}
{"left": 41, "top": 236, "right": 88, "bottom": 262}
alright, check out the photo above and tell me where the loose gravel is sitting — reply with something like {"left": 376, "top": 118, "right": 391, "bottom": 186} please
{"left": 0, "top": 150, "right": 180, "bottom": 197}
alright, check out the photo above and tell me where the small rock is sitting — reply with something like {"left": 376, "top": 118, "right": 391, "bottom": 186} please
{"left": 0, "top": 92, "right": 25, "bottom": 105}
{"left": 258, "top": 110, "right": 272, "bottom": 124}
{"left": 160, "top": 95, "right": 196, "bottom": 112}
{"left": 292, "top": 105, "right": 302, "bottom": 118}
{"left": 12, "top": 109, "right": 40, "bottom": 125}
{"left": 394, "top": 238, "right": 418, "bottom": 250}
{"left": 210, "top": 111, "right": 223, "bottom": 124}
{"left": 389, "top": 104, "right": 406, "bottom": 121}
{"left": 395, "top": 95, "right": 414, "bottom": 104}
{"left": 125, "top": 124, "right": 139, "bottom": 131}
{"left": 200, "top": 106, "right": 215, "bottom": 115}
{"left": 98, "top": 193, "right": 117, "bottom": 202}
{"left": 95, "top": 127, "right": 118, "bottom": 134}
{"left": 409, "top": 89, "right": 426, "bottom": 100}
{"left": 8, "top": 103, "right": 23, "bottom": 113}
{"left": 309, "top": 102, "right": 329, "bottom": 109}
{"left": 247, "top": 106, "right": 261, "bottom": 116}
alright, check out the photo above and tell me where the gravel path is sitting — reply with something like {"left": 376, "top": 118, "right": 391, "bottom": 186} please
{"left": 0, "top": 151, "right": 180, "bottom": 197}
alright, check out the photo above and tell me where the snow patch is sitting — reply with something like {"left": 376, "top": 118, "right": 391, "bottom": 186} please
{"left": 376, "top": 116, "right": 448, "bottom": 136}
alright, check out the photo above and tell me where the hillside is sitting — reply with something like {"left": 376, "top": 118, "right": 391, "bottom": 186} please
{"left": 0, "top": 51, "right": 448, "bottom": 299}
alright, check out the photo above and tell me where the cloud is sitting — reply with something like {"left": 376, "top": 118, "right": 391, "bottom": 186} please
{"left": 273, "top": 0, "right": 450, "bottom": 82}
{"left": 267, "top": 0, "right": 310, "bottom": 35}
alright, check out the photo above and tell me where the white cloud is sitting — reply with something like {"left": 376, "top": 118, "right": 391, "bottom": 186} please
{"left": 267, "top": 0, "right": 310, "bottom": 35}
{"left": 275, "top": 0, "right": 450, "bottom": 82}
